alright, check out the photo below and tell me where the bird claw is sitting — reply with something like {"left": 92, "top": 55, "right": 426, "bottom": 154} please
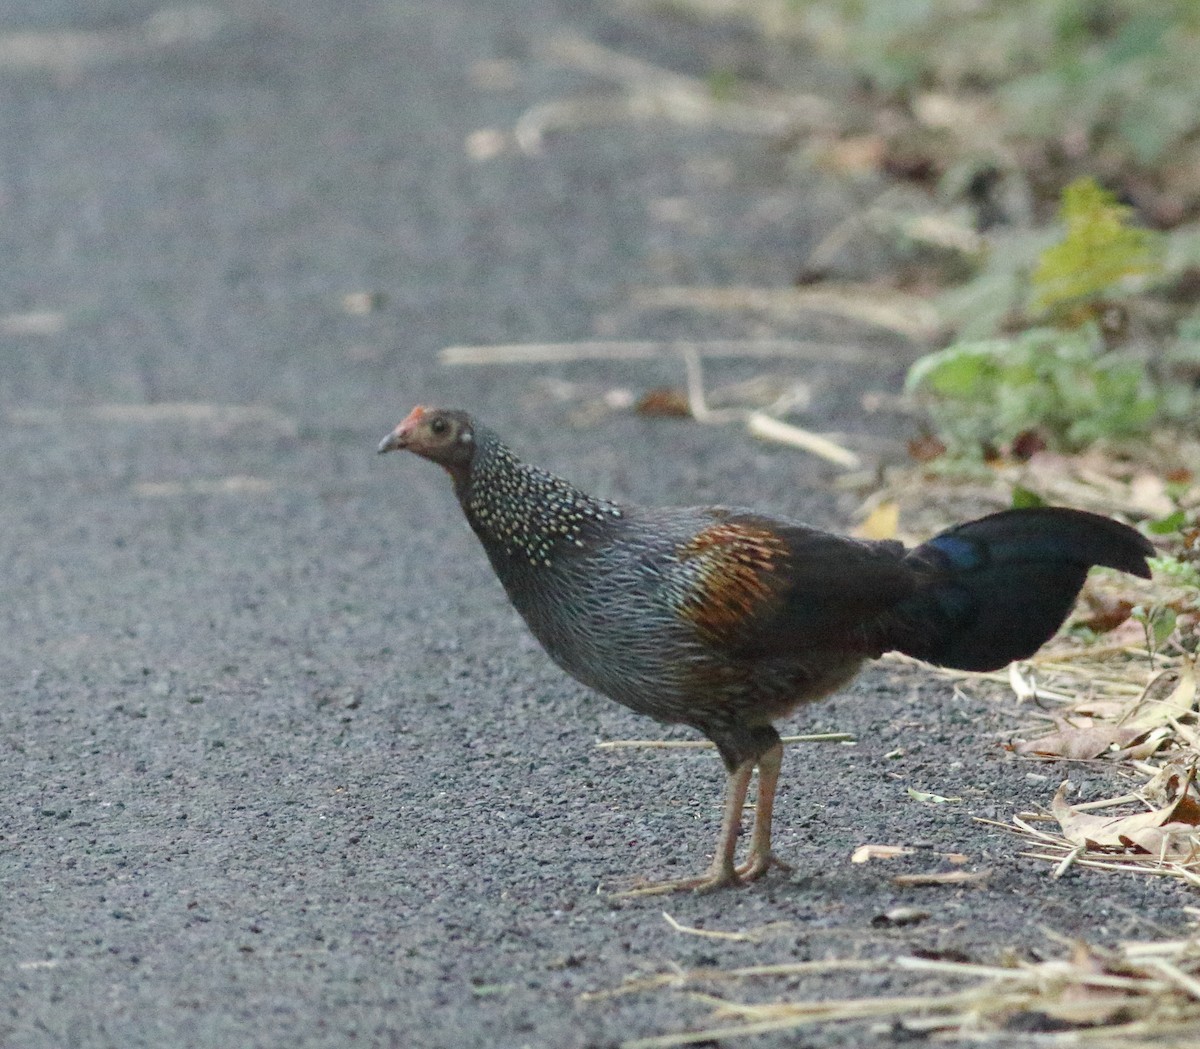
{"left": 607, "top": 850, "right": 791, "bottom": 897}
{"left": 735, "top": 850, "right": 792, "bottom": 882}
{"left": 607, "top": 871, "right": 740, "bottom": 898}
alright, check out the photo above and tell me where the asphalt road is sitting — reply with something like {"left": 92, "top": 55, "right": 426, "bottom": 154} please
{"left": 1, "top": 3, "right": 1193, "bottom": 1048}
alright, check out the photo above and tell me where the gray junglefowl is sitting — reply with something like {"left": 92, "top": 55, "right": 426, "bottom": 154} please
{"left": 378, "top": 405, "right": 1154, "bottom": 893}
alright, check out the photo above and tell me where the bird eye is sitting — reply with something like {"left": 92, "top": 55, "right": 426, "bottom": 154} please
{"left": 430, "top": 417, "right": 448, "bottom": 436}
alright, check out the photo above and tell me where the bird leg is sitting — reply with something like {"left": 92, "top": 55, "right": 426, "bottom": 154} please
{"left": 697, "top": 755, "right": 757, "bottom": 891}
{"left": 735, "top": 740, "right": 791, "bottom": 881}
{"left": 613, "top": 757, "right": 754, "bottom": 897}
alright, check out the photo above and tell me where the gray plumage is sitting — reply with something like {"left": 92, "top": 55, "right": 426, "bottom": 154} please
{"left": 378, "top": 405, "right": 1154, "bottom": 893}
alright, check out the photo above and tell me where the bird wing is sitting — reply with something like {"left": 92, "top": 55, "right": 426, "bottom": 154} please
{"left": 669, "top": 512, "right": 917, "bottom": 658}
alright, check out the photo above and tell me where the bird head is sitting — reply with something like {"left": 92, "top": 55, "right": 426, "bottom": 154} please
{"left": 377, "top": 405, "right": 477, "bottom": 478}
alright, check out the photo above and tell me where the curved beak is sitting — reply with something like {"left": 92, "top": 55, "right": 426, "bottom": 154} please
{"left": 377, "top": 406, "right": 428, "bottom": 454}
{"left": 377, "top": 428, "right": 407, "bottom": 454}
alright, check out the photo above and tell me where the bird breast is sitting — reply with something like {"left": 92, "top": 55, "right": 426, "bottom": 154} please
{"left": 489, "top": 525, "right": 702, "bottom": 714}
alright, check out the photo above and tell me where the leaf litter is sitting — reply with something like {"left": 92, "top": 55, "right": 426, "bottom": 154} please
{"left": 590, "top": 933, "right": 1200, "bottom": 1049}
{"left": 855, "top": 466, "right": 1200, "bottom": 886}
{"left": 588, "top": 641, "right": 1199, "bottom": 1046}
{"left": 991, "top": 656, "right": 1200, "bottom": 885}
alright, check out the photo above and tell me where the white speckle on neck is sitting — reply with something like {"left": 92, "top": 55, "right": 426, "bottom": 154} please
{"left": 463, "top": 438, "right": 622, "bottom": 564}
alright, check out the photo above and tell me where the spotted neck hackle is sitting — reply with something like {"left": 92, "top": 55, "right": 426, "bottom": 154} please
{"left": 458, "top": 427, "right": 623, "bottom": 568}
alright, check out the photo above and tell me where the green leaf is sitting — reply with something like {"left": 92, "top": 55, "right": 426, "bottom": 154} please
{"left": 1131, "top": 604, "right": 1180, "bottom": 652}
{"left": 1152, "top": 608, "right": 1178, "bottom": 647}
{"left": 1030, "top": 178, "right": 1163, "bottom": 314}
{"left": 1147, "top": 509, "right": 1187, "bottom": 535}
{"left": 1147, "top": 556, "right": 1200, "bottom": 589}
{"left": 904, "top": 342, "right": 998, "bottom": 397}
{"left": 1011, "top": 485, "right": 1047, "bottom": 509}
{"left": 906, "top": 324, "right": 1159, "bottom": 456}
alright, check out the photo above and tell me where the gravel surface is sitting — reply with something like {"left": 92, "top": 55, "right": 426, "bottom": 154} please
{"left": 1, "top": 3, "right": 1192, "bottom": 1048}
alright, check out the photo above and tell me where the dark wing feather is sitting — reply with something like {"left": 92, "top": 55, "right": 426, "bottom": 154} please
{"left": 671, "top": 512, "right": 916, "bottom": 658}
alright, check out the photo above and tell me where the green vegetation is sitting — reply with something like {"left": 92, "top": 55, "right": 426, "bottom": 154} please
{"left": 753, "top": 4, "right": 1200, "bottom": 460}
{"left": 1029, "top": 178, "right": 1162, "bottom": 315}
{"left": 905, "top": 178, "right": 1185, "bottom": 457}
{"left": 787, "top": 0, "right": 1200, "bottom": 214}
{"left": 1142, "top": 506, "right": 1200, "bottom": 597}
{"left": 905, "top": 325, "right": 1156, "bottom": 456}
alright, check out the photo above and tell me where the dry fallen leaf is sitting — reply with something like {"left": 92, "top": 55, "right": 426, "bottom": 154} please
{"left": 1122, "top": 663, "right": 1197, "bottom": 732}
{"left": 851, "top": 844, "right": 914, "bottom": 864}
{"left": 853, "top": 501, "right": 900, "bottom": 541}
{"left": 906, "top": 788, "right": 962, "bottom": 804}
{"left": 1094, "top": 617, "right": 1151, "bottom": 648}
{"left": 1014, "top": 718, "right": 1155, "bottom": 761}
{"left": 1070, "top": 698, "right": 1132, "bottom": 719}
{"left": 1050, "top": 766, "right": 1200, "bottom": 862}
{"left": 1031, "top": 943, "right": 1139, "bottom": 1026}
{"left": 1118, "top": 824, "right": 1200, "bottom": 860}
{"left": 907, "top": 432, "right": 946, "bottom": 463}
{"left": 1073, "top": 590, "right": 1136, "bottom": 634}
{"left": 871, "top": 906, "right": 929, "bottom": 927}
{"left": 1109, "top": 727, "right": 1175, "bottom": 761}
{"left": 1142, "top": 762, "right": 1200, "bottom": 814}
{"left": 636, "top": 388, "right": 691, "bottom": 418}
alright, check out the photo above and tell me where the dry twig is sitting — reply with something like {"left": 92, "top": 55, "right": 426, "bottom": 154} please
{"left": 597, "top": 937, "right": 1200, "bottom": 1048}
